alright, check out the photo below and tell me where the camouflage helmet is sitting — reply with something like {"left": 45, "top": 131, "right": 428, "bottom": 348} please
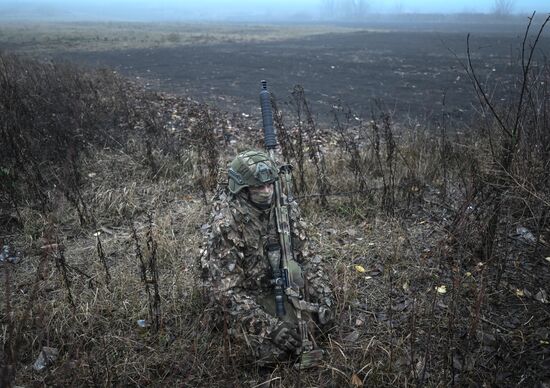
{"left": 228, "top": 150, "right": 278, "bottom": 194}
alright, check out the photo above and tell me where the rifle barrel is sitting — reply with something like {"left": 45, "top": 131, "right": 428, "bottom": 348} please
{"left": 260, "top": 80, "right": 277, "bottom": 150}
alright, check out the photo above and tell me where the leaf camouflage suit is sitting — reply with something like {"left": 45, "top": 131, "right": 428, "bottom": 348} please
{"left": 200, "top": 187, "right": 334, "bottom": 365}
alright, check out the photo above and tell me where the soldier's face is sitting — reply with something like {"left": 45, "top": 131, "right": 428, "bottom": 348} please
{"left": 249, "top": 183, "right": 274, "bottom": 206}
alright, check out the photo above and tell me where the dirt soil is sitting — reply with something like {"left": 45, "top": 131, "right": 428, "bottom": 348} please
{"left": 51, "top": 24, "right": 548, "bottom": 125}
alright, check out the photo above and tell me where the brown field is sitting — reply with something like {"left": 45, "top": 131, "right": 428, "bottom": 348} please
{"left": 3, "top": 20, "right": 548, "bottom": 124}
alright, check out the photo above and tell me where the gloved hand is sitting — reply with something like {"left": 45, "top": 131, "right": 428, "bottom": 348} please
{"left": 318, "top": 306, "right": 332, "bottom": 325}
{"left": 271, "top": 322, "right": 302, "bottom": 353}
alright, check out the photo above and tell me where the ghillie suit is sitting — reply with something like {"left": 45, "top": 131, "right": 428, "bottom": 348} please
{"left": 200, "top": 150, "right": 333, "bottom": 367}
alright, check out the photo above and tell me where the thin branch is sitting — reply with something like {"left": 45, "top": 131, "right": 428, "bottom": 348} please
{"left": 512, "top": 13, "right": 550, "bottom": 142}
{"left": 466, "top": 33, "right": 512, "bottom": 138}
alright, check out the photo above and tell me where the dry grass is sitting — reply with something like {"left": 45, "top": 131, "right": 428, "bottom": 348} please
{"left": 4, "top": 166, "right": 547, "bottom": 386}
{"left": 1, "top": 45, "right": 549, "bottom": 387}
{"left": 0, "top": 22, "right": 364, "bottom": 55}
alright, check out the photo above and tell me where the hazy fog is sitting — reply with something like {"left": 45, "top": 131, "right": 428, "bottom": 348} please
{"left": 0, "top": 0, "right": 548, "bottom": 22}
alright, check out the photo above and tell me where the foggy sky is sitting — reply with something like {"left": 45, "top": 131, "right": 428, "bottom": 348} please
{"left": 0, "top": 0, "right": 548, "bottom": 22}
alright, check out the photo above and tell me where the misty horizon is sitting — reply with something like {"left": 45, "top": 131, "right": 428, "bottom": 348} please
{"left": 0, "top": 0, "right": 548, "bottom": 22}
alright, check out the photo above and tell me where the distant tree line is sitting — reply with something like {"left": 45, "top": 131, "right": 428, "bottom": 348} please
{"left": 319, "top": 0, "right": 369, "bottom": 20}
{"left": 492, "top": 0, "right": 515, "bottom": 16}
{"left": 319, "top": 0, "right": 517, "bottom": 19}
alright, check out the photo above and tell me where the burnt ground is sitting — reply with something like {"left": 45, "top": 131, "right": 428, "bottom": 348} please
{"left": 52, "top": 23, "right": 550, "bottom": 126}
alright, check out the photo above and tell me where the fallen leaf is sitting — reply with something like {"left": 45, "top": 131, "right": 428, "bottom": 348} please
{"left": 354, "top": 265, "right": 366, "bottom": 273}
{"left": 33, "top": 347, "right": 59, "bottom": 372}
{"left": 540, "top": 340, "right": 549, "bottom": 345}
{"left": 515, "top": 289, "right": 524, "bottom": 297}
{"left": 343, "top": 330, "right": 360, "bottom": 343}
{"left": 545, "top": 257, "right": 550, "bottom": 264}
{"left": 535, "top": 289, "right": 548, "bottom": 304}
{"left": 403, "top": 281, "right": 409, "bottom": 292}
{"left": 436, "top": 285, "right": 447, "bottom": 294}
{"left": 465, "top": 272, "right": 472, "bottom": 277}
{"left": 516, "top": 226, "right": 536, "bottom": 243}
{"left": 351, "top": 373, "right": 363, "bottom": 387}
{"left": 476, "top": 331, "right": 497, "bottom": 346}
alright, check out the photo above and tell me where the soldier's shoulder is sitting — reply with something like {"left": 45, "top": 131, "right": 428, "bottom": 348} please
{"left": 206, "top": 193, "right": 248, "bottom": 237}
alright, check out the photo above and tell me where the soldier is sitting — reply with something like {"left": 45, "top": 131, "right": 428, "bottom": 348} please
{"left": 200, "top": 150, "right": 333, "bottom": 368}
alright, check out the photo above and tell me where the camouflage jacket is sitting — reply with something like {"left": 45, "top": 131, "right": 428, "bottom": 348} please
{"left": 200, "top": 190, "right": 333, "bottom": 347}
